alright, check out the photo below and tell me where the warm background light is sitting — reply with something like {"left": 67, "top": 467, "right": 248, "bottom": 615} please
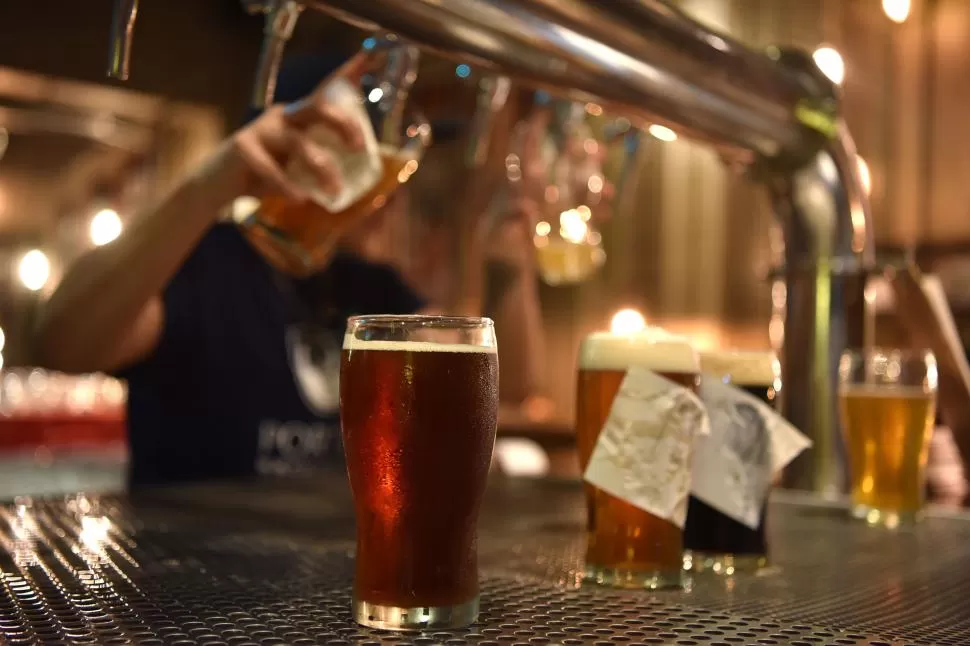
{"left": 856, "top": 155, "right": 872, "bottom": 196}
{"left": 647, "top": 124, "right": 678, "bottom": 142}
{"left": 882, "top": 0, "right": 911, "bottom": 23}
{"left": 231, "top": 196, "right": 261, "bottom": 222}
{"left": 18, "top": 249, "right": 50, "bottom": 292}
{"left": 812, "top": 45, "right": 845, "bottom": 85}
{"left": 90, "top": 208, "right": 123, "bottom": 246}
{"left": 610, "top": 308, "right": 647, "bottom": 335}
{"left": 559, "top": 209, "right": 589, "bottom": 243}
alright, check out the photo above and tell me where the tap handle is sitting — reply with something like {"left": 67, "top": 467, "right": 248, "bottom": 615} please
{"left": 465, "top": 76, "right": 512, "bottom": 168}
{"left": 251, "top": 0, "right": 304, "bottom": 108}
{"left": 362, "top": 36, "right": 421, "bottom": 146}
{"left": 107, "top": 0, "right": 139, "bottom": 80}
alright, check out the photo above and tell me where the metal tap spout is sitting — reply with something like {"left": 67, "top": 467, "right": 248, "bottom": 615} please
{"left": 106, "top": 0, "right": 139, "bottom": 80}
{"left": 251, "top": 0, "right": 304, "bottom": 108}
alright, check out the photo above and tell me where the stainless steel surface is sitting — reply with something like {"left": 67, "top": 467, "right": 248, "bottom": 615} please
{"left": 106, "top": 0, "right": 139, "bottom": 80}
{"left": 102, "top": 0, "right": 874, "bottom": 493}
{"left": 770, "top": 124, "right": 874, "bottom": 494}
{"left": 0, "top": 476, "right": 967, "bottom": 645}
{"left": 251, "top": 0, "right": 304, "bottom": 108}
{"left": 301, "top": 0, "right": 821, "bottom": 160}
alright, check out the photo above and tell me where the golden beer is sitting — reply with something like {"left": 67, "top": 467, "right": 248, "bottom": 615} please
{"left": 243, "top": 146, "right": 419, "bottom": 276}
{"left": 840, "top": 386, "right": 935, "bottom": 524}
{"left": 576, "top": 331, "right": 700, "bottom": 589}
{"left": 534, "top": 238, "right": 606, "bottom": 286}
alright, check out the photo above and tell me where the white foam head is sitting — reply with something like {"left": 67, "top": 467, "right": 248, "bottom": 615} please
{"left": 700, "top": 350, "right": 779, "bottom": 386}
{"left": 343, "top": 336, "right": 496, "bottom": 354}
{"left": 578, "top": 327, "right": 699, "bottom": 373}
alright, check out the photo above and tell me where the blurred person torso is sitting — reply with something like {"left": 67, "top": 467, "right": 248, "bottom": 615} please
{"left": 117, "top": 52, "right": 426, "bottom": 487}
{"left": 117, "top": 223, "right": 424, "bottom": 486}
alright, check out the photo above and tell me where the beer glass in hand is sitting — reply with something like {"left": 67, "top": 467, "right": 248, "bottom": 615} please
{"left": 341, "top": 315, "right": 499, "bottom": 630}
{"left": 839, "top": 349, "right": 938, "bottom": 527}
{"left": 242, "top": 39, "right": 430, "bottom": 276}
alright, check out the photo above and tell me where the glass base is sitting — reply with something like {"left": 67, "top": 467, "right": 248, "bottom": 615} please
{"left": 851, "top": 503, "right": 922, "bottom": 529}
{"left": 353, "top": 597, "right": 479, "bottom": 631}
{"left": 683, "top": 550, "right": 769, "bottom": 575}
{"left": 584, "top": 564, "right": 683, "bottom": 590}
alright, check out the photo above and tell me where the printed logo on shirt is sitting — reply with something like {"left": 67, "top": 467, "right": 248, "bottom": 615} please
{"left": 285, "top": 324, "right": 341, "bottom": 416}
{"left": 255, "top": 419, "right": 340, "bottom": 475}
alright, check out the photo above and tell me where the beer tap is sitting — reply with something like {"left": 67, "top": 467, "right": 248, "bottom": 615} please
{"left": 250, "top": 0, "right": 305, "bottom": 108}
{"left": 106, "top": 0, "right": 139, "bottom": 80}
{"left": 465, "top": 76, "right": 512, "bottom": 169}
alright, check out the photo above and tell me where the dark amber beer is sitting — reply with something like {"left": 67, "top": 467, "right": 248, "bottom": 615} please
{"left": 243, "top": 147, "right": 419, "bottom": 276}
{"left": 341, "top": 316, "right": 498, "bottom": 630}
{"left": 685, "top": 350, "right": 779, "bottom": 573}
{"left": 576, "top": 331, "right": 700, "bottom": 589}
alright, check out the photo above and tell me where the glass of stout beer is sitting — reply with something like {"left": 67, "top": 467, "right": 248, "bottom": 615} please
{"left": 684, "top": 350, "right": 780, "bottom": 573}
{"left": 240, "top": 39, "right": 429, "bottom": 276}
{"left": 341, "top": 315, "right": 499, "bottom": 630}
{"left": 576, "top": 330, "right": 701, "bottom": 589}
{"left": 839, "top": 348, "right": 938, "bottom": 528}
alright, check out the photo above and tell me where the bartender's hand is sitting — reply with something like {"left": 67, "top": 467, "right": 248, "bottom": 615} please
{"left": 193, "top": 54, "right": 367, "bottom": 208}
{"left": 32, "top": 55, "right": 369, "bottom": 374}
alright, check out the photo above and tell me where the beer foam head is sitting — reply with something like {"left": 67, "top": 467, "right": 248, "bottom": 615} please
{"left": 579, "top": 328, "right": 699, "bottom": 373}
{"left": 343, "top": 336, "right": 496, "bottom": 354}
{"left": 700, "top": 350, "right": 779, "bottom": 386}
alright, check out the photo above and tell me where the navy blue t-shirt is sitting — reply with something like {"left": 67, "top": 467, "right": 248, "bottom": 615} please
{"left": 116, "top": 223, "right": 426, "bottom": 487}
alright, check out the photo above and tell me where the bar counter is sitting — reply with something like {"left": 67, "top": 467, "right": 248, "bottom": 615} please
{"left": 1, "top": 474, "right": 967, "bottom": 646}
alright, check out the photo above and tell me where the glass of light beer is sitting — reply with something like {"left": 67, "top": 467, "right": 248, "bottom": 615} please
{"left": 839, "top": 348, "right": 938, "bottom": 527}
{"left": 576, "top": 330, "right": 701, "bottom": 589}
{"left": 240, "top": 39, "right": 430, "bottom": 276}
{"left": 685, "top": 350, "right": 780, "bottom": 573}
{"left": 341, "top": 315, "right": 499, "bottom": 630}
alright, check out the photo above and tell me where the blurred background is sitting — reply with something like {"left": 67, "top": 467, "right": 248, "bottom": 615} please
{"left": 0, "top": 0, "right": 968, "bottom": 496}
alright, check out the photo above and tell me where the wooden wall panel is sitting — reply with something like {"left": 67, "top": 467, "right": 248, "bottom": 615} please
{"left": 927, "top": 0, "right": 970, "bottom": 242}
{"left": 887, "top": 0, "right": 928, "bottom": 245}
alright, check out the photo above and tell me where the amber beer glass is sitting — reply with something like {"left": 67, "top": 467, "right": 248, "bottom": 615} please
{"left": 239, "top": 41, "right": 430, "bottom": 276}
{"left": 685, "top": 350, "right": 779, "bottom": 572}
{"left": 341, "top": 315, "right": 499, "bottom": 630}
{"left": 576, "top": 331, "right": 701, "bottom": 589}
{"left": 839, "top": 349, "right": 938, "bottom": 527}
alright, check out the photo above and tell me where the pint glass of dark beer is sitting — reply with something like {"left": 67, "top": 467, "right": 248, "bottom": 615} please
{"left": 684, "top": 350, "right": 779, "bottom": 573}
{"left": 341, "top": 315, "right": 499, "bottom": 630}
{"left": 576, "top": 331, "right": 701, "bottom": 589}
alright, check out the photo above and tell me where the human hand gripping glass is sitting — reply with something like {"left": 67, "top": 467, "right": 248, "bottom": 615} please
{"left": 200, "top": 52, "right": 368, "bottom": 213}
{"left": 210, "top": 38, "right": 430, "bottom": 275}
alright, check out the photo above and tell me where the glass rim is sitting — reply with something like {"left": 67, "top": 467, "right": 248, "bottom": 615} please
{"left": 347, "top": 314, "right": 494, "bottom": 329}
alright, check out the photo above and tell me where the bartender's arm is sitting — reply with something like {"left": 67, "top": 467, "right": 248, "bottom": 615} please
{"left": 29, "top": 76, "right": 363, "bottom": 374}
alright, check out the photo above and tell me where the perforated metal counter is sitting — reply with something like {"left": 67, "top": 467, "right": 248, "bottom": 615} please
{"left": 0, "top": 475, "right": 967, "bottom": 646}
